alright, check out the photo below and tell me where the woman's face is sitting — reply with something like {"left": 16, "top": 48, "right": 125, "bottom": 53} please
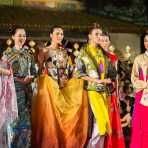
{"left": 50, "top": 28, "right": 64, "bottom": 45}
{"left": 12, "top": 28, "right": 26, "bottom": 46}
{"left": 98, "top": 35, "right": 110, "bottom": 50}
{"left": 88, "top": 28, "right": 102, "bottom": 45}
{"left": 144, "top": 35, "right": 148, "bottom": 50}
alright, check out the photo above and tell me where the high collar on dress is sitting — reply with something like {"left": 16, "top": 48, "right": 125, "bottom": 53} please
{"left": 87, "top": 44, "right": 99, "bottom": 56}
{"left": 145, "top": 50, "right": 148, "bottom": 57}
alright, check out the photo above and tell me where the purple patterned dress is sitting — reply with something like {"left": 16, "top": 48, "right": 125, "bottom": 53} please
{"left": 0, "top": 60, "right": 18, "bottom": 148}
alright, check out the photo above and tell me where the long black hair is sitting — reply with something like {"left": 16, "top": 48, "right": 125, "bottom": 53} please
{"left": 10, "top": 25, "right": 25, "bottom": 36}
{"left": 140, "top": 32, "right": 148, "bottom": 53}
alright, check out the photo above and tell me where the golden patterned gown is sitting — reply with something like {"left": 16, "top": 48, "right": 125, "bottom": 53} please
{"left": 32, "top": 47, "right": 88, "bottom": 148}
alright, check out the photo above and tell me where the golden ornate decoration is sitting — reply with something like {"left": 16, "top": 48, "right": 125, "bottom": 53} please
{"left": 6, "top": 38, "right": 13, "bottom": 52}
{"left": 29, "top": 40, "right": 36, "bottom": 53}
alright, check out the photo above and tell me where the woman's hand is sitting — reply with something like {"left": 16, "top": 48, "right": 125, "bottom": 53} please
{"left": 121, "top": 113, "right": 131, "bottom": 128}
{"left": 16, "top": 76, "right": 34, "bottom": 84}
{"left": 81, "top": 76, "right": 112, "bottom": 84}
{"left": 23, "top": 76, "right": 34, "bottom": 84}
{"left": 95, "top": 78, "right": 111, "bottom": 84}
{"left": 0, "top": 67, "right": 11, "bottom": 76}
{"left": 103, "top": 78, "right": 112, "bottom": 84}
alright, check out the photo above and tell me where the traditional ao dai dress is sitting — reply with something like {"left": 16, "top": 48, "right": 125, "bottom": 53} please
{"left": 104, "top": 52, "right": 125, "bottom": 148}
{"left": 75, "top": 44, "right": 111, "bottom": 147}
{"left": 3, "top": 47, "right": 36, "bottom": 148}
{"left": 130, "top": 51, "right": 148, "bottom": 148}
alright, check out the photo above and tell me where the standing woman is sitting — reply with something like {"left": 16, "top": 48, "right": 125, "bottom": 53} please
{"left": 98, "top": 33, "right": 125, "bottom": 148}
{"left": 130, "top": 33, "right": 148, "bottom": 148}
{"left": 32, "top": 25, "right": 88, "bottom": 148}
{"left": 0, "top": 47, "right": 18, "bottom": 148}
{"left": 75, "top": 23, "right": 111, "bottom": 148}
{"left": 3, "top": 26, "right": 36, "bottom": 148}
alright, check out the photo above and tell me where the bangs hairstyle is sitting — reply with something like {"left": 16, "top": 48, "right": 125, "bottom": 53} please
{"left": 9, "top": 25, "right": 25, "bottom": 35}
{"left": 87, "top": 22, "right": 102, "bottom": 34}
{"left": 101, "top": 31, "right": 111, "bottom": 41}
{"left": 50, "top": 25, "right": 63, "bottom": 34}
{"left": 144, "top": 32, "right": 148, "bottom": 40}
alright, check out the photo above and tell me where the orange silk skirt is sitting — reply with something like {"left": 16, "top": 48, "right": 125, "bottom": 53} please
{"left": 32, "top": 75, "right": 88, "bottom": 148}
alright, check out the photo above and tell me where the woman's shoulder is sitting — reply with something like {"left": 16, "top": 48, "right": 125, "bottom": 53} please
{"left": 40, "top": 47, "right": 49, "bottom": 57}
{"left": 134, "top": 53, "right": 144, "bottom": 63}
{"left": 0, "top": 60, "right": 8, "bottom": 68}
{"left": 42, "top": 47, "right": 49, "bottom": 54}
{"left": 79, "top": 44, "right": 87, "bottom": 53}
{"left": 3, "top": 47, "right": 13, "bottom": 55}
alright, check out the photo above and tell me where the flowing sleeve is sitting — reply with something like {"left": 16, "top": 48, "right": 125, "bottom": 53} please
{"left": 75, "top": 50, "right": 88, "bottom": 78}
{"left": 0, "top": 62, "right": 18, "bottom": 128}
{"left": 37, "top": 49, "right": 46, "bottom": 71}
{"left": 131, "top": 56, "right": 148, "bottom": 92}
{"left": 30, "top": 55, "right": 37, "bottom": 76}
{"left": 5, "top": 66, "right": 18, "bottom": 123}
{"left": 2, "top": 49, "right": 9, "bottom": 61}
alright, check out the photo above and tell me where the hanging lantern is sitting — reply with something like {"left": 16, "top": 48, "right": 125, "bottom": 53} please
{"left": 29, "top": 40, "right": 36, "bottom": 53}
{"left": 73, "top": 43, "right": 80, "bottom": 57}
{"left": 108, "top": 44, "right": 115, "bottom": 53}
{"left": 6, "top": 38, "right": 12, "bottom": 52}
{"left": 6, "top": 38, "right": 12, "bottom": 46}
{"left": 123, "top": 45, "right": 131, "bottom": 61}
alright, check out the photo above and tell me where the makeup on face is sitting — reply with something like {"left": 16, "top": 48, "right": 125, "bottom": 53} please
{"left": 13, "top": 28, "right": 26, "bottom": 46}
{"left": 50, "top": 28, "right": 64, "bottom": 45}
{"left": 89, "top": 28, "right": 102, "bottom": 45}
{"left": 98, "top": 35, "right": 110, "bottom": 50}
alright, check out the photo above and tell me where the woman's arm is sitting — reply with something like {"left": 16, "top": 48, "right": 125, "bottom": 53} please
{"left": 81, "top": 76, "right": 111, "bottom": 84}
{"left": 0, "top": 67, "right": 11, "bottom": 75}
{"left": 75, "top": 54, "right": 111, "bottom": 84}
{"left": 131, "top": 56, "right": 148, "bottom": 91}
